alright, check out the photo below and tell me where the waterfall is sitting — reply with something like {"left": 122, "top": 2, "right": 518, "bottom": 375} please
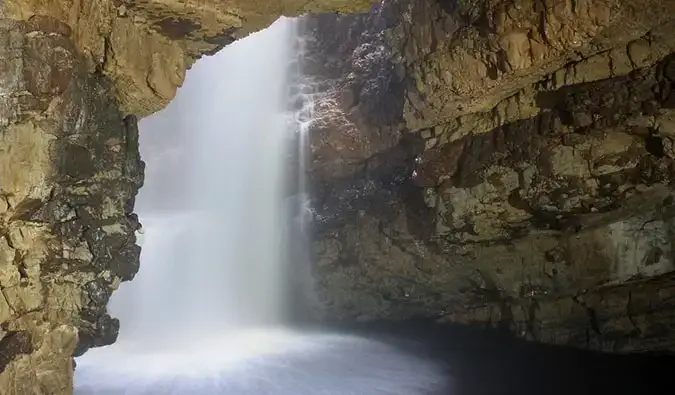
{"left": 283, "top": 25, "right": 318, "bottom": 321}
{"left": 119, "top": 16, "right": 296, "bottom": 343}
{"left": 75, "top": 14, "right": 301, "bottom": 377}
{"left": 74, "top": 16, "right": 445, "bottom": 395}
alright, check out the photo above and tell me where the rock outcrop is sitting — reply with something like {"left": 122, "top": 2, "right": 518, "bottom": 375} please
{"left": 0, "top": 15, "right": 144, "bottom": 393}
{"left": 303, "top": 0, "right": 675, "bottom": 353}
{"left": 0, "top": 0, "right": 369, "bottom": 393}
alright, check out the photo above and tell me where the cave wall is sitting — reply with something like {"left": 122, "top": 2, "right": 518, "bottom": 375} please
{"left": 0, "top": 15, "right": 143, "bottom": 392}
{"left": 303, "top": 0, "right": 675, "bottom": 353}
{"left": 0, "top": 0, "right": 370, "bottom": 393}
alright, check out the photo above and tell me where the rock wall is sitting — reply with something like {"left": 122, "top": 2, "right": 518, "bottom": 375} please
{"left": 0, "top": 0, "right": 370, "bottom": 393}
{"left": 0, "top": 16, "right": 144, "bottom": 393}
{"left": 303, "top": 0, "right": 675, "bottom": 353}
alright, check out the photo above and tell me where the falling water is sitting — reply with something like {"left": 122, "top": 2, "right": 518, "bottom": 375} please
{"left": 74, "top": 16, "right": 446, "bottom": 395}
{"left": 116, "top": 16, "right": 294, "bottom": 345}
{"left": 282, "top": 27, "right": 318, "bottom": 320}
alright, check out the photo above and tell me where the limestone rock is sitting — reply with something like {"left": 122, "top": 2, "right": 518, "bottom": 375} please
{"left": 0, "top": 14, "right": 145, "bottom": 393}
{"left": 4, "top": 0, "right": 372, "bottom": 117}
{"left": 302, "top": 0, "right": 675, "bottom": 353}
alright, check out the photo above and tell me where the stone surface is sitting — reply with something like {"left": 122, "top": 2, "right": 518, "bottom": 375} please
{"left": 0, "top": 15, "right": 144, "bottom": 393}
{"left": 3, "top": 0, "right": 373, "bottom": 117}
{"left": 300, "top": 0, "right": 675, "bottom": 353}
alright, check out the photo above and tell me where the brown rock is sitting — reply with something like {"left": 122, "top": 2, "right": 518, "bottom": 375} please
{"left": 304, "top": 0, "right": 675, "bottom": 354}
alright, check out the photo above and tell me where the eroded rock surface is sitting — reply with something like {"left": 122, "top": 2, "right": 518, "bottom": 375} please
{"left": 0, "top": 16, "right": 143, "bottom": 393}
{"left": 302, "top": 0, "right": 675, "bottom": 353}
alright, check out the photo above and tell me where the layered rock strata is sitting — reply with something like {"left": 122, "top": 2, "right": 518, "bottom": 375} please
{"left": 303, "top": 0, "right": 675, "bottom": 353}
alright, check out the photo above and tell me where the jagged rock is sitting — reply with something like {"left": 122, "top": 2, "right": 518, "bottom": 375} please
{"left": 5, "top": 0, "right": 373, "bottom": 117}
{"left": 0, "top": 14, "right": 145, "bottom": 392}
{"left": 301, "top": 0, "right": 675, "bottom": 353}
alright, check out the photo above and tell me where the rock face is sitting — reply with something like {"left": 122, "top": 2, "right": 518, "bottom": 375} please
{"left": 0, "top": 15, "right": 144, "bottom": 393}
{"left": 0, "top": 0, "right": 369, "bottom": 393}
{"left": 303, "top": 0, "right": 675, "bottom": 352}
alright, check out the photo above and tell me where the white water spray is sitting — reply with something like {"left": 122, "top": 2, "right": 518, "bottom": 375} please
{"left": 74, "top": 17, "right": 445, "bottom": 395}
{"left": 109, "top": 17, "right": 294, "bottom": 347}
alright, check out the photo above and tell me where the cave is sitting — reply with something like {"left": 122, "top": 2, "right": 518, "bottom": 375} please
{"left": 1, "top": 0, "right": 675, "bottom": 394}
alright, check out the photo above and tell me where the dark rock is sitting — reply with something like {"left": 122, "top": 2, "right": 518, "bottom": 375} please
{"left": 61, "top": 144, "right": 95, "bottom": 179}
{"left": 663, "top": 56, "right": 675, "bottom": 82}
{"left": 301, "top": 0, "right": 675, "bottom": 353}
{"left": 73, "top": 314, "right": 120, "bottom": 357}
{"left": 571, "top": 111, "right": 593, "bottom": 128}
{"left": 84, "top": 280, "right": 112, "bottom": 307}
{"left": 0, "top": 331, "right": 33, "bottom": 373}
{"left": 110, "top": 243, "right": 141, "bottom": 281}
{"left": 153, "top": 18, "right": 201, "bottom": 40}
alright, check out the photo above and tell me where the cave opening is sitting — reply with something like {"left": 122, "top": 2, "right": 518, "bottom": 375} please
{"left": 72, "top": 16, "right": 448, "bottom": 395}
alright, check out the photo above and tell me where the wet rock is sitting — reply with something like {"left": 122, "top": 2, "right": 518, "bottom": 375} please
{"left": 74, "top": 314, "right": 120, "bottom": 357}
{"left": 0, "top": 12, "right": 146, "bottom": 391}
{"left": 0, "top": 331, "right": 33, "bottom": 373}
{"left": 110, "top": 243, "right": 141, "bottom": 282}
{"left": 84, "top": 280, "right": 111, "bottom": 308}
{"left": 301, "top": 0, "right": 675, "bottom": 353}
